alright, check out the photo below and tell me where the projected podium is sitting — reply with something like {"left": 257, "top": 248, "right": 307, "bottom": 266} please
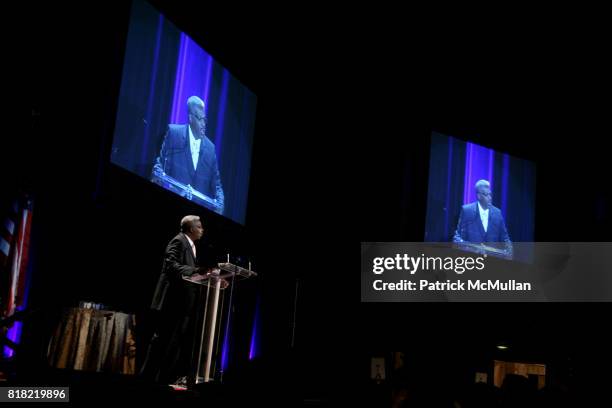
{"left": 454, "top": 242, "right": 513, "bottom": 260}
{"left": 151, "top": 171, "right": 222, "bottom": 214}
{"left": 182, "top": 262, "right": 257, "bottom": 384}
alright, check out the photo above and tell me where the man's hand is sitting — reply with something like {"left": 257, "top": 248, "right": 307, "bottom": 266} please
{"left": 190, "top": 272, "right": 209, "bottom": 281}
{"left": 190, "top": 270, "right": 229, "bottom": 289}
{"left": 204, "top": 268, "right": 228, "bottom": 288}
{"left": 196, "top": 267, "right": 219, "bottom": 275}
{"left": 191, "top": 267, "right": 221, "bottom": 281}
{"left": 216, "top": 278, "right": 229, "bottom": 289}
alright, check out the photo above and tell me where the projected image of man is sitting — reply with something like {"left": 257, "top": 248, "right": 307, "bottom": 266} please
{"left": 453, "top": 180, "right": 512, "bottom": 256}
{"left": 152, "top": 96, "right": 224, "bottom": 214}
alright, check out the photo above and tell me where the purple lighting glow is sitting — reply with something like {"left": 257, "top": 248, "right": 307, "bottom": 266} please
{"left": 213, "top": 70, "right": 230, "bottom": 166}
{"left": 249, "top": 296, "right": 261, "bottom": 360}
{"left": 170, "top": 34, "right": 214, "bottom": 125}
{"left": 463, "top": 142, "right": 495, "bottom": 204}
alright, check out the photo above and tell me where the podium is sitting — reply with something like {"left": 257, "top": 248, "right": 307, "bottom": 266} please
{"left": 182, "top": 262, "right": 257, "bottom": 384}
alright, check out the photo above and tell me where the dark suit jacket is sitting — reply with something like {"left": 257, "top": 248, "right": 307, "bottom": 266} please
{"left": 144, "top": 233, "right": 203, "bottom": 382}
{"left": 153, "top": 124, "right": 224, "bottom": 212}
{"left": 453, "top": 202, "right": 512, "bottom": 244}
{"left": 151, "top": 233, "right": 199, "bottom": 315}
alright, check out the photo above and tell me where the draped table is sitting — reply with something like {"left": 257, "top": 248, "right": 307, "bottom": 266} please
{"left": 47, "top": 307, "right": 136, "bottom": 374}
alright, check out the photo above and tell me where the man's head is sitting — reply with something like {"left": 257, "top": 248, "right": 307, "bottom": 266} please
{"left": 180, "top": 215, "right": 204, "bottom": 241}
{"left": 475, "top": 179, "right": 492, "bottom": 208}
{"left": 187, "top": 96, "right": 206, "bottom": 139}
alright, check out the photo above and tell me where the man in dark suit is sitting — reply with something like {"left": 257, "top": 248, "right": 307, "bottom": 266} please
{"left": 152, "top": 96, "right": 224, "bottom": 214}
{"left": 453, "top": 180, "right": 513, "bottom": 256}
{"left": 141, "top": 215, "right": 218, "bottom": 386}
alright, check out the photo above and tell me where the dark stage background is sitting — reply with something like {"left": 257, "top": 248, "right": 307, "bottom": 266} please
{"left": 8, "top": 1, "right": 612, "bottom": 404}
{"left": 12, "top": 0, "right": 348, "bottom": 400}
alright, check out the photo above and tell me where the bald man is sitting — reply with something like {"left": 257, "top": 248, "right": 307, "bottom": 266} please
{"left": 152, "top": 96, "right": 224, "bottom": 214}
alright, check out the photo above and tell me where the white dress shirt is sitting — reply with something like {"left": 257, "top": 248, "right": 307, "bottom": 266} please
{"left": 478, "top": 202, "right": 489, "bottom": 233}
{"left": 185, "top": 234, "right": 196, "bottom": 258}
{"left": 188, "top": 125, "right": 201, "bottom": 171}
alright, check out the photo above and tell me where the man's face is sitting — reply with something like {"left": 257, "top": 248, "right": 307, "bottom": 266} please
{"left": 477, "top": 187, "right": 492, "bottom": 208}
{"left": 189, "top": 105, "right": 206, "bottom": 139}
{"left": 190, "top": 220, "right": 204, "bottom": 241}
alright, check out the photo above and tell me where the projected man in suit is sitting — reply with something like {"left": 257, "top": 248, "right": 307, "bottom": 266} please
{"left": 141, "top": 215, "right": 225, "bottom": 387}
{"left": 152, "top": 96, "right": 224, "bottom": 214}
{"left": 453, "top": 180, "right": 513, "bottom": 255}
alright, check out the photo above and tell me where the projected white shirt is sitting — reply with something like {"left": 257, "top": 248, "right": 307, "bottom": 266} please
{"left": 478, "top": 202, "right": 489, "bottom": 233}
{"left": 188, "top": 125, "right": 201, "bottom": 170}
